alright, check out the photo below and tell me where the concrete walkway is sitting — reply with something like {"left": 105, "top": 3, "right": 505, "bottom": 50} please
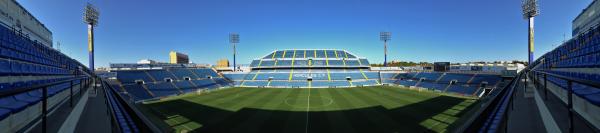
{"left": 74, "top": 85, "right": 111, "bottom": 133}
{"left": 506, "top": 77, "right": 547, "bottom": 132}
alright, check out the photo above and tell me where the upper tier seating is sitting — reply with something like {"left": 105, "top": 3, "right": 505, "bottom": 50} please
{"left": 250, "top": 50, "right": 369, "bottom": 68}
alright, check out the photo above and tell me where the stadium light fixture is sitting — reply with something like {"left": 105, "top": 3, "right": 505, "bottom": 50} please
{"left": 522, "top": 0, "right": 538, "bottom": 65}
{"left": 230, "top": 33, "right": 239, "bottom": 71}
{"left": 380, "top": 32, "right": 391, "bottom": 67}
{"left": 84, "top": 3, "right": 99, "bottom": 71}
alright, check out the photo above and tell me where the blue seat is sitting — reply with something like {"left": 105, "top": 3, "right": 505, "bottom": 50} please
{"left": 0, "top": 108, "right": 9, "bottom": 120}
{"left": 14, "top": 91, "right": 41, "bottom": 105}
{"left": 573, "top": 83, "right": 600, "bottom": 106}
{"left": 0, "top": 97, "right": 29, "bottom": 112}
{"left": 0, "top": 59, "right": 10, "bottom": 74}
{"left": 0, "top": 83, "right": 12, "bottom": 91}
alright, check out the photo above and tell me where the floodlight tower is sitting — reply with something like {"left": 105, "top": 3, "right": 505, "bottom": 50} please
{"left": 84, "top": 3, "right": 99, "bottom": 71}
{"left": 230, "top": 33, "right": 239, "bottom": 71}
{"left": 380, "top": 32, "right": 391, "bottom": 67}
{"left": 522, "top": 0, "right": 539, "bottom": 64}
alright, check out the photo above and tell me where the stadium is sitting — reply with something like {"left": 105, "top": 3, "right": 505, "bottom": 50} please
{"left": 0, "top": 0, "right": 599, "bottom": 133}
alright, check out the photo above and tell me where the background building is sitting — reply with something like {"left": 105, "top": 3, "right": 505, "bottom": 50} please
{"left": 169, "top": 51, "right": 189, "bottom": 64}
{"left": 137, "top": 59, "right": 158, "bottom": 64}
{"left": 0, "top": 0, "right": 53, "bottom": 47}
{"left": 216, "top": 58, "right": 229, "bottom": 68}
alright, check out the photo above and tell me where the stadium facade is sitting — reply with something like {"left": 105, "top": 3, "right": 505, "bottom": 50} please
{"left": 0, "top": 0, "right": 52, "bottom": 47}
{"left": 573, "top": 0, "right": 600, "bottom": 36}
{"left": 225, "top": 49, "right": 381, "bottom": 88}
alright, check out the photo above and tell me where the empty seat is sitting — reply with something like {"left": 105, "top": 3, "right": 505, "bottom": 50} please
{"left": 0, "top": 97, "right": 29, "bottom": 113}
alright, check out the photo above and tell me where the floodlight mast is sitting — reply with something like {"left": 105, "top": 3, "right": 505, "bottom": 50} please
{"left": 522, "top": 0, "right": 539, "bottom": 65}
{"left": 230, "top": 33, "right": 239, "bottom": 71}
{"left": 84, "top": 3, "right": 99, "bottom": 71}
{"left": 380, "top": 32, "right": 391, "bottom": 67}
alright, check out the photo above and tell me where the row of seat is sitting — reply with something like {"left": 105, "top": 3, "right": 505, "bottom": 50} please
{"left": 541, "top": 70, "right": 600, "bottom": 83}
{"left": 116, "top": 68, "right": 220, "bottom": 84}
{"left": 0, "top": 59, "right": 70, "bottom": 75}
{"left": 249, "top": 59, "right": 368, "bottom": 67}
{"left": 546, "top": 76, "right": 600, "bottom": 106}
{"left": 117, "top": 78, "right": 230, "bottom": 101}
{"left": 0, "top": 26, "right": 87, "bottom": 74}
{"left": 536, "top": 24, "right": 600, "bottom": 69}
{"left": 240, "top": 80, "right": 378, "bottom": 88}
{"left": 261, "top": 50, "right": 358, "bottom": 59}
{"left": 0, "top": 77, "right": 87, "bottom": 132}
{"left": 0, "top": 76, "right": 84, "bottom": 92}
{"left": 106, "top": 86, "right": 138, "bottom": 132}
{"left": 390, "top": 72, "right": 501, "bottom": 85}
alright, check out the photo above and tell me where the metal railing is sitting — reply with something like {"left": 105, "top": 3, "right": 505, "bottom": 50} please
{"left": 0, "top": 76, "right": 91, "bottom": 133}
{"left": 459, "top": 68, "right": 600, "bottom": 133}
{"left": 100, "top": 78, "right": 165, "bottom": 133}
{"left": 528, "top": 70, "right": 600, "bottom": 133}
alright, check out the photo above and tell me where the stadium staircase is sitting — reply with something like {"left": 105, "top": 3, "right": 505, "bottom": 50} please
{"left": 144, "top": 71, "right": 157, "bottom": 82}
{"left": 141, "top": 84, "right": 155, "bottom": 97}
{"left": 467, "top": 73, "right": 478, "bottom": 84}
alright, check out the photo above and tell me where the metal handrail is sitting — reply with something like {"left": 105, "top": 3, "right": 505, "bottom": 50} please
{"left": 0, "top": 75, "right": 91, "bottom": 133}
{"left": 529, "top": 69, "right": 600, "bottom": 133}
{"left": 100, "top": 78, "right": 166, "bottom": 133}
{"left": 531, "top": 70, "right": 600, "bottom": 88}
{"left": 0, "top": 76, "right": 88, "bottom": 98}
{"left": 455, "top": 68, "right": 526, "bottom": 132}
{"left": 468, "top": 67, "right": 600, "bottom": 133}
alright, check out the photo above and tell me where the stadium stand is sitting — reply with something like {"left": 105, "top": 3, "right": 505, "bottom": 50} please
{"left": 0, "top": 23, "right": 93, "bottom": 132}
{"left": 110, "top": 68, "right": 231, "bottom": 101}
{"left": 381, "top": 71, "right": 502, "bottom": 96}
{"left": 226, "top": 49, "right": 381, "bottom": 88}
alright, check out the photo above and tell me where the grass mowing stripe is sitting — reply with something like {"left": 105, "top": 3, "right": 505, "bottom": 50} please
{"left": 200, "top": 88, "right": 280, "bottom": 132}
{"left": 182, "top": 88, "right": 251, "bottom": 103}
{"left": 283, "top": 89, "right": 310, "bottom": 131}
{"left": 142, "top": 87, "right": 477, "bottom": 133}
{"left": 187, "top": 88, "right": 269, "bottom": 130}
{"left": 229, "top": 88, "right": 292, "bottom": 133}
{"left": 360, "top": 87, "right": 423, "bottom": 108}
{"left": 327, "top": 88, "right": 387, "bottom": 133}
{"left": 304, "top": 88, "right": 333, "bottom": 133}
{"left": 344, "top": 88, "right": 404, "bottom": 132}
{"left": 202, "top": 88, "right": 265, "bottom": 110}
{"left": 319, "top": 88, "right": 356, "bottom": 133}
{"left": 354, "top": 87, "right": 404, "bottom": 107}
{"left": 257, "top": 88, "right": 303, "bottom": 132}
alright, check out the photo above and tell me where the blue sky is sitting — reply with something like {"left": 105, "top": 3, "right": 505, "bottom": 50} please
{"left": 18, "top": 0, "right": 592, "bottom": 67}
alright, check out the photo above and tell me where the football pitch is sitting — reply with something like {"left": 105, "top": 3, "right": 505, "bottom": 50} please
{"left": 139, "top": 86, "right": 478, "bottom": 133}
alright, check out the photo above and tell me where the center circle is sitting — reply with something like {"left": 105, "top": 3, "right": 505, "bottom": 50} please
{"left": 284, "top": 96, "right": 334, "bottom": 109}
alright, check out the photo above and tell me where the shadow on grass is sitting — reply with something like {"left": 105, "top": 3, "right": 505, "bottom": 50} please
{"left": 146, "top": 95, "right": 470, "bottom": 133}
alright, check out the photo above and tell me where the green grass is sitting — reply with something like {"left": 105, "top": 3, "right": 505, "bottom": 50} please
{"left": 139, "top": 86, "right": 477, "bottom": 133}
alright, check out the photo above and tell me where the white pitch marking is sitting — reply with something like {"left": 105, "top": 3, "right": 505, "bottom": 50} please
{"left": 305, "top": 88, "right": 311, "bottom": 133}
